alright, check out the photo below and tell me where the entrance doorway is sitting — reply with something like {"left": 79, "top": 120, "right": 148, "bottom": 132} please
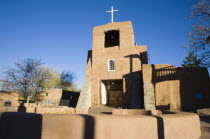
{"left": 101, "top": 80, "right": 123, "bottom": 108}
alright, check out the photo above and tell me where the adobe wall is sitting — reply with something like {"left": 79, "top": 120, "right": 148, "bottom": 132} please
{"left": 0, "top": 106, "right": 88, "bottom": 114}
{"left": 112, "top": 109, "right": 201, "bottom": 139}
{"left": 0, "top": 113, "right": 158, "bottom": 139}
{"left": 38, "top": 89, "right": 62, "bottom": 106}
{"left": 38, "top": 89, "right": 62, "bottom": 101}
{"left": 89, "top": 21, "right": 148, "bottom": 108}
{"left": 0, "top": 92, "right": 19, "bottom": 106}
{"left": 142, "top": 64, "right": 210, "bottom": 111}
{"left": 0, "top": 111, "right": 201, "bottom": 139}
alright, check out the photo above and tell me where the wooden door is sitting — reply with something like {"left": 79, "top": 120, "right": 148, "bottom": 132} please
{"left": 108, "top": 90, "right": 123, "bottom": 107}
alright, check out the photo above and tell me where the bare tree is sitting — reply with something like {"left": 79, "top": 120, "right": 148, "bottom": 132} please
{"left": 35, "top": 67, "right": 61, "bottom": 91}
{"left": 60, "top": 70, "right": 74, "bottom": 89}
{"left": 2, "top": 58, "right": 75, "bottom": 103}
{"left": 0, "top": 80, "right": 14, "bottom": 92}
{"left": 186, "top": 0, "right": 210, "bottom": 68}
{"left": 3, "top": 58, "right": 43, "bottom": 103}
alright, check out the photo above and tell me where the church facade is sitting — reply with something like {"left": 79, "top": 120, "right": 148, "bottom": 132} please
{"left": 77, "top": 21, "right": 210, "bottom": 110}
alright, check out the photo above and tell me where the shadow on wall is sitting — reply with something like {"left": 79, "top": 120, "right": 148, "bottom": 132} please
{"left": 0, "top": 113, "right": 95, "bottom": 139}
{"left": 150, "top": 65, "right": 210, "bottom": 111}
{"left": 59, "top": 90, "right": 80, "bottom": 108}
{"left": 78, "top": 114, "right": 165, "bottom": 139}
{"left": 0, "top": 112, "right": 42, "bottom": 139}
{"left": 87, "top": 50, "right": 92, "bottom": 67}
{"left": 123, "top": 71, "right": 144, "bottom": 109}
{"left": 153, "top": 116, "right": 164, "bottom": 139}
{"left": 18, "top": 103, "right": 26, "bottom": 112}
{"left": 0, "top": 111, "right": 195, "bottom": 139}
{"left": 79, "top": 115, "right": 95, "bottom": 139}
{"left": 123, "top": 51, "right": 148, "bottom": 109}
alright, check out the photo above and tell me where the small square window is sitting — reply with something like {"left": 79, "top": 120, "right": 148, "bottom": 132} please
{"left": 4, "top": 101, "right": 11, "bottom": 106}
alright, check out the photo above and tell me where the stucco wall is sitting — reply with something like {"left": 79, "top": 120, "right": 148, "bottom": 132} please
{"left": 0, "top": 113, "right": 158, "bottom": 139}
{"left": 142, "top": 64, "right": 210, "bottom": 111}
{"left": 0, "top": 111, "right": 201, "bottom": 139}
{"left": 38, "top": 89, "right": 62, "bottom": 101}
{"left": 0, "top": 106, "right": 88, "bottom": 114}
{"left": 80, "top": 21, "right": 148, "bottom": 108}
{"left": 0, "top": 92, "right": 19, "bottom": 106}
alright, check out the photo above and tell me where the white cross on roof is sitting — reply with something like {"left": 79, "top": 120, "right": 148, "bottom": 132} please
{"left": 107, "top": 6, "right": 119, "bottom": 22}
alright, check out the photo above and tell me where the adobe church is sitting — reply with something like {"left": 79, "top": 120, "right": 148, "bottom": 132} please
{"left": 77, "top": 8, "right": 210, "bottom": 111}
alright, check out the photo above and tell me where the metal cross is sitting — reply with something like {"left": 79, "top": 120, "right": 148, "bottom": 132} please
{"left": 107, "top": 6, "right": 119, "bottom": 22}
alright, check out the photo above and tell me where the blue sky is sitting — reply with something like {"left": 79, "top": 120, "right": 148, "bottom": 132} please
{"left": 0, "top": 0, "right": 200, "bottom": 89}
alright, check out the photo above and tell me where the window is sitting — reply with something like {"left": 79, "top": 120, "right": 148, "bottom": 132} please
{"left": 108, "top": 59, "right": 115, "bottom": 71}
{"left": 4, "top": 101, "right": 11, "bottom": 106}
{"left": 104, "top": 30, "right": 120, "bottom": 47}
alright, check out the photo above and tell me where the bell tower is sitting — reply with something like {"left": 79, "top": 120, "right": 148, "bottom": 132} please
{"left": 77, "top": 20, "right": 148, "bottom": 109}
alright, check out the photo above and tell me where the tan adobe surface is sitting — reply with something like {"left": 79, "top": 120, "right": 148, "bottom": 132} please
{"left": 78, "top": 21, "right": 148, "bottom": 109}
{"left": 0, "top": 92, "right": 19, "bottom": 106}
{"left": 142, "top": 64, "right": 210, "bottom": 111}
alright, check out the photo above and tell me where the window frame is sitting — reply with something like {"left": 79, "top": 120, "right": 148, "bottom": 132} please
{"left": 108, "top": 59, "right": 115, "bottom": 71}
